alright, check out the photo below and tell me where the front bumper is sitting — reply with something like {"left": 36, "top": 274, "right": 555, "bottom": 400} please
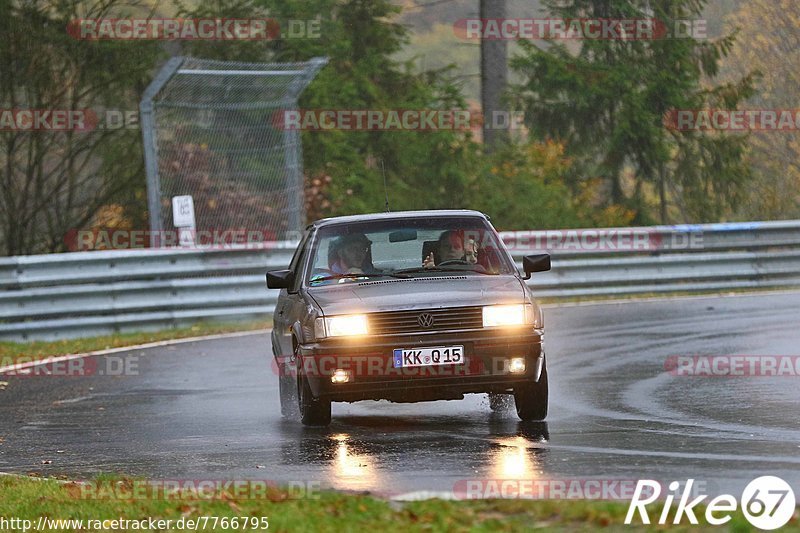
{"left": 292, "top": 328, "right": 544, "bottom": 402}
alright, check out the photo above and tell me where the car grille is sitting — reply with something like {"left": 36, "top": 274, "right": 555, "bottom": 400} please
{"left": 368, "top": 306, "right": 483, "bottom": 335}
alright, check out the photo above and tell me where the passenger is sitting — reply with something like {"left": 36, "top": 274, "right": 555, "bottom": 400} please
{"left": 423, "top": 230, "right": 478, "bottom": 269}
{"left": 331, "top": 233, "right": 373, "bottom": 274}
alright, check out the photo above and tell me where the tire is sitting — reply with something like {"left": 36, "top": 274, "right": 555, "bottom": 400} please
{"left": 298, "top": 373, "right": 331, "bottom": 426}
{"left": 488, "top": 393, "right": 512, "bottom": 411}
{"left": 279, "top": 369, "right": 298, "bottom": 418}
{"left": 513, "top": 359, "right": 548, "bottom": 421}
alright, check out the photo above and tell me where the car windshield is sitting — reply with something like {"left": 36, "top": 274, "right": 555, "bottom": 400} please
{"left": 305, "top": 216, "right": 516, "bottom": 286}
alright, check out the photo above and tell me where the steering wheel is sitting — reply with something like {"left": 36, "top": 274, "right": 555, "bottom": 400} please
{"left": 437, "top": 259, "right": 470, "bottom": 266}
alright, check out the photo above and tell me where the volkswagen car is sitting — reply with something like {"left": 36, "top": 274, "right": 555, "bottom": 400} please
{"left": 267, "top": 210, "right": 551, "bottom": 426}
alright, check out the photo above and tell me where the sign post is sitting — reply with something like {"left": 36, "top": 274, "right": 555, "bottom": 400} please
{"left": 172, "top": 195, "right": 196, "bottom": 247}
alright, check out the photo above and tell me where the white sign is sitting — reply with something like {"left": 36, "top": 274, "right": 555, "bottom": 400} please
{"left": 171, "top": 195, "right": 196, "bottom": 228}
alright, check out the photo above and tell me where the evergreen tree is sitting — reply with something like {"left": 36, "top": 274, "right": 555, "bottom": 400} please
{"left": 0, "top": 0, "right": 163, "bottom": 255}
{"left": 511, "top": 0, "right": 755, "bottom": 223}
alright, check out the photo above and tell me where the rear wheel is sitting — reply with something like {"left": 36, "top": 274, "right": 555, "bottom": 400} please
{"left": 298, "top": 371, "right": 331, "bottom": 426}
{"left": 513, "top": 360, "right": 548, "bottom": 421}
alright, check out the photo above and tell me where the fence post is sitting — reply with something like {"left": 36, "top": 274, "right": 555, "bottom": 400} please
{"left": 140, "top": 57, "right": 185, "bottom": 248}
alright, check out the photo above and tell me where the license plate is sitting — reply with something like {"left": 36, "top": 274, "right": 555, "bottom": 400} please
{"left": 393, "top": 346, "right": 464, "bottom": 368}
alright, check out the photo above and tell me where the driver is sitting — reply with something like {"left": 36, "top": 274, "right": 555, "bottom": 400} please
{"left": 423, "top": 230, "right": 478, "bottom": 269}
{"left": 331, "top": 233, "right": 373, "bottom": 274}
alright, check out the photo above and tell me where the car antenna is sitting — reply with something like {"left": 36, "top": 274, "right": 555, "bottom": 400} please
{"left": 381, "top": 158, "right": 390, "bottom": 212}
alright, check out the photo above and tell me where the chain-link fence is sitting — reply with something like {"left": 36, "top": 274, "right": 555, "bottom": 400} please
{"left": 140, "top": 56, "right": 327, "bottom": 247}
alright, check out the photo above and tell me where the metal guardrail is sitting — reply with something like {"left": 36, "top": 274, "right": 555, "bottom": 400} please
{"left": 2, "top": 220, "right": 799, "bottom": 341}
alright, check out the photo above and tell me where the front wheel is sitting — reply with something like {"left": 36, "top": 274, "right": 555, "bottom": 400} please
{"left": 513, "top": 360, "right": 548, "bottom": 421}
{"left": 279, "top": 369, "right": 298, "bottom": 418}
{"left": 298, "top": 374, "right": 331, "bottom": 426}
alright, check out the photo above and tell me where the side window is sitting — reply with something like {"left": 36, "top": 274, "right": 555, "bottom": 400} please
{"left": 287, "top": 238, "right": 305, "bottom": 273}
{"left": 289, "top": 231, "right": 311, "bottom": 291}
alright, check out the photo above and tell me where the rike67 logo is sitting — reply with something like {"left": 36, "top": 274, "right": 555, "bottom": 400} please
{"left": 626, "top": 477, "right": 796, "bottom": 530}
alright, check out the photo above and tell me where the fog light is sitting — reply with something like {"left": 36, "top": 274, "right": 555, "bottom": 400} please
{"left": 331, "top": 369, "right": 351, "bottom": 384}
{"left": 508, "top": 358, "right": 526, "bottom": 374}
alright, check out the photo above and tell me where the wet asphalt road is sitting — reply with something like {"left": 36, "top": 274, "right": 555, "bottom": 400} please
{"left": 1, "top": 291, "right": 799, "bottom": 498}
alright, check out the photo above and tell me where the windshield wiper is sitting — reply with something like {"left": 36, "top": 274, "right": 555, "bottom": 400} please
{"left": 310, "top": 272, "right": 411, "bottom": 283}
{"left": 394, "top": 266, "right": 498, "bottom": 275}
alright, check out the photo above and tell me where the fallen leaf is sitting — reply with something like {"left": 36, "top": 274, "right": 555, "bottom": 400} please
{"left": 40, "top": 460, "right": 52, "bottom": 465}
{"left": 267, "top": 489, "right": 289, "bottom": 503}
{"left": 63, "top": 484, "right": 82, "bottom": 498}
{"left": 0, "top": 381, "right": 8, "bottom": 390}
{"left": 179, "top": 505, "right": 197, "bottom": 517}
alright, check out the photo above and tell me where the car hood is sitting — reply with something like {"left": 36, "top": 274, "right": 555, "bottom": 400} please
{"left": 307, "top": 275, "right": 527, "bottom": 315}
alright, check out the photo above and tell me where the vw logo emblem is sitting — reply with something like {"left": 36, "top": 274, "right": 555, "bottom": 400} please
{"left": 417, "top": 313, "right": 435, "bottom": 328}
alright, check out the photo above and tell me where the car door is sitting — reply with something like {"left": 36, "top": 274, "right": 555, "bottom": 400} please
{"left": 273, "top": 231, "right": 311, "bottom": 358}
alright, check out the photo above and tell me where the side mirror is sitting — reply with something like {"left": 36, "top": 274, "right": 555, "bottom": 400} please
{"left": 266, "top": 269, "right": 295, "bottom": 289}
{"left": 522, "top": 254, "right": 551, "bottom": 280}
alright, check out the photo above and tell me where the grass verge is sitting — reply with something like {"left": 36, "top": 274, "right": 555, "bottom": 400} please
{"left": 2, "top": 476, "right": 796, "bottom": 532}
{"left": 0, "top": 320, "right": 271, "bottom": 365}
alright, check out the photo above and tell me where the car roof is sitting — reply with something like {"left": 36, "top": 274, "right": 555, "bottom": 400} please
{"left": 308, "top": 210, "right": 489, "bottom": 229}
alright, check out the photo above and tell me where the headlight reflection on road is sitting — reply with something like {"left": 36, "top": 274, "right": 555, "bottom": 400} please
{"left": 330, "top": 434, "right": 377, "bottom": 491}
{"left": 490, "top": 436, "right": 541, "bottom": 480}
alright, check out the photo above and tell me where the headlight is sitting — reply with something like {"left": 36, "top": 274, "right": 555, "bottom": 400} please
{"left": 482, "top": 304, "right": 535, "bottom": 328}
{"left": 314, "top": 314, "right": 368, "bottom": 338}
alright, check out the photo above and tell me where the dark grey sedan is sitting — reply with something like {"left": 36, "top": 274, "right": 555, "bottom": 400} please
{"left": 267, "top": 210, "right": 551, "bottom": 426}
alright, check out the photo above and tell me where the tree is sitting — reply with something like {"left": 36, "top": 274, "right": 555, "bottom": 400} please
{"left": 721, "top": 0, "right": 800, "bottom": 219}
{"left": 510, "top": 0, "right": 755, "bottom": 224}
{"left": 480, "top": 0, "right": 510, "bottom": 152}
{"left": 180, "top": 0, "right": 480, "bottom": 218}
{"left": 173, "top": 0, "right": 273, "bottom": 62}
{"left": 701, "top": 0, "right": 746, "bottom": 38}
{"left": 467, "top": 140, "right": 635, "bottom": 230}
{"left": 0, "top": 0, "right": 163, "bottom": 255}
{"left": 174, "top": 0, "right": 628, "bottom": 228}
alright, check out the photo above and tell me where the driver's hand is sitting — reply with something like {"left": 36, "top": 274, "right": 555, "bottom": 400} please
{"left": 465, "top": 239, "right": 478, "bottom": 264}
{"left": 423, "top": 252, "right": 435, "bottom": 269}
